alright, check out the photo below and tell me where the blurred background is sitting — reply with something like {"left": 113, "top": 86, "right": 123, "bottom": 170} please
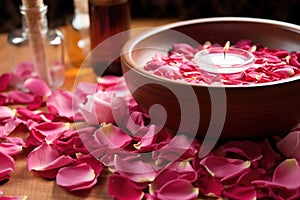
{"left": 0, "top": 0, "right": 299, "bottom": 33}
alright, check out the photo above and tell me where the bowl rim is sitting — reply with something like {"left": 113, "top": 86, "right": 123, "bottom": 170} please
{"left": 121, "top": 17, "right": 300, "bottom": 88}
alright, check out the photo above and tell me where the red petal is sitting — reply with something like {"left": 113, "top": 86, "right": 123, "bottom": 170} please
{"left": 108, "top": 174, "right": 145, "bottom": 200}
{"left": 0, "top": 106, "right": 15, "bottom": 122}
{"left": 94, "top": 124, "right": 132, "bottom": 149}
{"left": 0, "top": 73, "right": 12, "bottom": 92}
{"left": 200, "top": 156, "right": 251, "bottom": 182}
{"left": 252, "top": 159, "right": 300, "bottom": 190}
{"left": 0, "top": 143, "right": 22, "bottom": 156}
{"left": 24, "top": 78, "right": 51, "bottom": 96}
{"left": 7, "top": 91, "right": 35, "bottom": 104}
{"left": 27, "top": 142, "right": 73, "bottom": 172}
{"left": 56, "top": 163, "right": 98, "bottom": 191}
{"left": 46, "top": 89, "right": 73, "bottom": 120}
{"left": 154, "top": 179, "right": 199, "bottom": 200}
{"left": 277, "top": 130, "right": 300, "bottom": 160}
{"left": 113, "top": 155, "right": 156, "bottom": 183}
{"left": 0, "top": 151, "right": 14, "bottom": 181}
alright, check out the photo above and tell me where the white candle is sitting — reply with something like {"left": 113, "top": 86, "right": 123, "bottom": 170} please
{"left": 194, "top": 47, "right": 255, "bottom": 74}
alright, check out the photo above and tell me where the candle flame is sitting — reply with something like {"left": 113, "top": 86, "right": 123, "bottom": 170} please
{"left": 223, "top": 41, "right": 230, "bottom": 59}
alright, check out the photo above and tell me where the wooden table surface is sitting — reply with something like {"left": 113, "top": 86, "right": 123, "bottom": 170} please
{"left": 0, "top": 18, "right": 178, "bottom": 200}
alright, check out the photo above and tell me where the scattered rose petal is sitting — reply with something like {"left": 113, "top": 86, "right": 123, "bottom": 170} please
{"left": 0, "top": 151, "right": 14, "bottom": 181}
{"left": 94, "top": 124, "right": 132, "bottom": 149}
{"left": 56, "top": 163, "right": 98, "bottom": 191}
{"left": 27, "top": 142, "right": 73, "bottom": 178}
{"left": 200, "top": 156, "right": 251, "bottom": 182}
{"left": 24, "top": 78, "right": 51, "bottom": 96}
{"left": 150, "top": 161, "right": 197, "bottom": 194}
{"left": 0, "top": 106, "right": 15, "bottom": 122}
{"left": 113, "top": 155, "right": 157, "bottom": 183}
{"left": 252, "top": 159, "right": 300, "bottom": 190}
{"left": 0, "top": 142, "right": 22, "bottom": 156}
{"left": 277, "top": 130, "right": 300, "bottom": 161}
{"left": 0, "top": 73, "right": 12, "bottom": 92}
{"left": 6, "top": 91, "right": 35, "bottom": 104}
{"left": 29, "top": 121, "right": 71, "bottom": 144}
{"left": 154, "top": 179, "right": 199, "bottom": 200}
{"left": 46, "top": 89, "right": 73, "bottom": 120}
{"left": 108, "top": 174, "right": 145, "bottom": 200}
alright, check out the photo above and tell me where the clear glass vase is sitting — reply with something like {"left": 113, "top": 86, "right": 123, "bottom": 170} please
{"left": 7, "top": 3, "right": 64, "bottom": 89}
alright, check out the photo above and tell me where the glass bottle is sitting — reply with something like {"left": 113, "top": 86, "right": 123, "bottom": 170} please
{"left": 66, "top": 0, "right": 90, "bottom": 68}
{"left": 88, "top": 0, "right": 131, "bottom": 76}
{"left": 7, "top": 2, "right": 64, "bottom": 88}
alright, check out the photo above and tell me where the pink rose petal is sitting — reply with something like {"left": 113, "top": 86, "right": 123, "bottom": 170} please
{"left": 108, "top": 174, "right": 145, "bottom": 200}
{"left": 7, "top": 91, "right": 35, "bottom": 104}
{"left": 252, "top": 159, "right": 300, "bottom": 190}
{"left": 93, "top": 91, "right": 115, "bottom": 123}
{"left": 56, "top": 163, "right": 98, "bottom": 191}
{"left": 0, "top": 73, "right": 12, "bottom": 92}
{"left": 0, "top": 143, "right": 22, "bottom": 156}
{"left": 277, "top": 130, "right": 300, "bottom": 160}
{"left": 0, "top": 151, "right": 14, "bottom": 181}
{"left": 200, "top": 156, "right": 251, "bottom": 182}
{"left": 221, "top": 140, "right": 263, "bottom": 161}
{"left": 94, "top": 124, "right": 132, "bottom": 149}
{"left": 0, "top": 106, "right": 15, "bottom": 122}
{"left": 27, "top": 143, "right": 73, "bottom": 178}
{"left": 16, "top": 107, "right": 55, "bottom": 122}
{"left": 29, "top": 121, "right": 71, "bottom": 144}
{"left": 113, "top": 155, "right": 157, "bottom": 183}
{"left": 46, "top": 89, "right": 74, "bottom": 120}
{"left": 24, "top": 78, "right": 51, "bottom": 96}
{"left": 194, "top": 167, "right": 223, "bottom": 198}
{"left": 154, "top": 179, "right": 199, "bottom": 200}
{"left": 150, "top": 161, "right": 197, "bottom": 194}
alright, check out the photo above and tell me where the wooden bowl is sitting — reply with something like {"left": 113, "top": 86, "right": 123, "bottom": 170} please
{"left": 121, "top": 17, "right": 300, "bottom": 140}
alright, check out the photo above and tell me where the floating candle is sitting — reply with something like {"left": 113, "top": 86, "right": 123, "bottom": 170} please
{"left": 193, "top": 46, "right": 255, "bottom": 74}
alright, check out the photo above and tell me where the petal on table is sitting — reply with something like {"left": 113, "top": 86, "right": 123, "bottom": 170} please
{"left": 113, "top": 154, "right": 156, "bottom": 183}
{"left": 108, "top": 174, "right": 145, "bottom": 200}
{"left": 277, "top": 130, "right": 300, "bottom": 161}
{"left": 194, "top": 167, "right": 223, "bottom": 198}
{"left": 94, "top": 124, "right": 132, "bottom": 149}
{"left": 0, "top": 106, "right": 15, "bottom": 122}
{"left": 200, "top": 156, "right": 251, "bottom": 182}
{"left": 150, "top": 161, "right": 197, "bottom": 194}
{"left": 0, "top": 142, "right": 22, "bottom": 156}
{"left": 154, "top": 179, "right": 199, "bottom": 200}
{"left": 16, "top": 107, "right": 54, "bottom": 122}
{"left": 221, "top": 140, "right": 263, "bottom": 162}
{"left": 0, "top": 151, "right": 14, "bottom": 181}
{"left": 24, "top": 77, "right": 51, "bottom": 97}
{"left": 56, "top": 163, "right": 98, "bottom": 191}
{"left": 7, "top": 91, "right": 35, "bottom": 104}
{"left": 252, "top": 159, "right": 300, "bottom": 190}
{"left": 46, "top": 89, "right": 74, "bottom": 120}
{"left": 27, "top": 142, "right": 73, "bottom": 171}
{"left": 30, "top": 121, "right": 71, "bottom": 144}
{"left": 0, "top": 195, "right": 28, "bottom": 200}
{"left": 0, "top": 73, "right": 12, "bottom": 92}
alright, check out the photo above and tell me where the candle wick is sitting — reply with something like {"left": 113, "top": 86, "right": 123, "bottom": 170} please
{"left": 223, "top": 41, "right": 230, "bottom": 59}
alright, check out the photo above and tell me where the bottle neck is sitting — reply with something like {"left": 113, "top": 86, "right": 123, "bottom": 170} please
{"left": 20, "top": 4, "right": 48, "bottom": 35}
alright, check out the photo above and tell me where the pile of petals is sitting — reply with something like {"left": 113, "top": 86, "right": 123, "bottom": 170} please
{"left": 1, "top": 68, "right": 300, "bottom": 200}
{"left": 143, "top": 40, "right": 300, "bottom": 85}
